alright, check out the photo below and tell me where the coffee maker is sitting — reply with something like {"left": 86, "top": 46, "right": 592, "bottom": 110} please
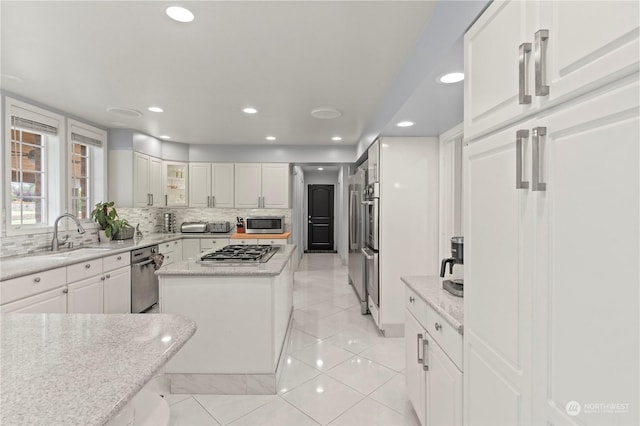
{"left": 440, "top": 236, "right": 463, "bottom": 297}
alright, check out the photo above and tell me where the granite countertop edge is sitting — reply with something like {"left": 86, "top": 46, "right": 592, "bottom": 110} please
{"left": 401, "top": 275, "right": 464, "bottom": 335}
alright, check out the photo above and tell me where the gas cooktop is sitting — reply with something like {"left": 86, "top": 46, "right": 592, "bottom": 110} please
{"left": 199, "top": 245, "right": 279, "bottom": 264}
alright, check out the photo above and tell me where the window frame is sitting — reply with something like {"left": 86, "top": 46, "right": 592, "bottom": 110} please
{"left": 4, "top": 97, "right": 65, "bottom": 236}
{"left": 67, "top": 119, "right": 107, "bottom": 223}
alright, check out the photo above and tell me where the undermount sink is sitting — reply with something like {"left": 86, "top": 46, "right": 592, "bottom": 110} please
{"left": 39, "top": 247, "right": 112, "bottom": 258}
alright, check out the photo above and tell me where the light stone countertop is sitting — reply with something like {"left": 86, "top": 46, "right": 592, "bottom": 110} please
{"left": 0, "top": 313, "right": 196, "bottom": 426}
{"left": 0, "top": 232, "right": 237, "bottom": 281}
{"left": 401, "top": 275, "right": 464, "bottom": 334}
{"left": 156, "top": 244, "right": 297, "bottom": 277}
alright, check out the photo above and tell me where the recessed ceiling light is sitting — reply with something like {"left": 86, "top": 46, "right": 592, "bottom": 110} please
{"left": 159, "top": 135, "right": 171, "bottom": 140}
{"left": 106, "top": 106, "right": 142, "bottom": 118}
{"left": 148, "top": 106, "right": 164, "bottom": 113}
{"left": 317, "top": 167, "right": 324, "bottom": 171}
{"left": 311, "top": 108, "right": 341, "bottom": 119}
{"left": 266, "top": 136, "right": 276, "bottom": 141}
{"left": 438, "top": 72, "right": 465, "bottom": 84}
{"left": 397, "top": 121, "right": 415, "bottom": 127}
{"left": 331, "top": 136, "right": 342, "bottom": 141}
{"left": 166, "top": 6, "right": 194, "bottom": 23}
{"left": 243, "top": 107, "right": 258, "bottom": 114}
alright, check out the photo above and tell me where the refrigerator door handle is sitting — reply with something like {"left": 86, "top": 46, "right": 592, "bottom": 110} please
{"left": 361, "top": 247, "right": 374, "bottom": 260}
{"left": 349, "top": 191, "right": 357, "bottom": 249}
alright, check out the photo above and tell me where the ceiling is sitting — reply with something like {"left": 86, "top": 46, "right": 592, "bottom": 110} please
{"left": 1, "top": 1, "right": 487, "bottom": 147}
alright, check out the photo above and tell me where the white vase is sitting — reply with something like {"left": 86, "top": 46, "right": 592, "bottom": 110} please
{"left": 98, "top": 230, "right": 109, "bottom": 242}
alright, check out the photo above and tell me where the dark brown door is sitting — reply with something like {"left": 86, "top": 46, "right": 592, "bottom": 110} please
{"left": 308, "top": 184, "right": 334, "bottom": 251}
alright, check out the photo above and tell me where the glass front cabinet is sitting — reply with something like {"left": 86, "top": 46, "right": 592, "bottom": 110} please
{"left": 163, "top": 162, "right": 188, "bottom": 207}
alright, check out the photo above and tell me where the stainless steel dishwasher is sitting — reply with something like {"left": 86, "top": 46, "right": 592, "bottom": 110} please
{"left": 131, "top": 245, "right": 160, "bottom": 313}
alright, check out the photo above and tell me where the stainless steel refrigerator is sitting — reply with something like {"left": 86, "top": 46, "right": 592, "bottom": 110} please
{"left": 348, "top": 164, "right": 368, "bottom": 314}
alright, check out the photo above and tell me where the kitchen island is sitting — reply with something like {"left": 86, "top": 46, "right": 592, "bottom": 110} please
{"left": 156, "top": 244, "right": 295, "bottom": 395}
{"left": 0, "top": 313, "right": 196, "bottom": 425}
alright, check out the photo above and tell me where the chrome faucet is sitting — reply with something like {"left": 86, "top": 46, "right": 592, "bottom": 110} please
{"left": 51, "top": 213, "right": 86, "bottom": 251}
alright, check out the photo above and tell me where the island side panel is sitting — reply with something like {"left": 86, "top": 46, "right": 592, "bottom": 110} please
{"left": 161, "top": 276, "right": 274, "bottom": 374}
{"left": 273, "top": 256, "right": 294, "bottom": 363}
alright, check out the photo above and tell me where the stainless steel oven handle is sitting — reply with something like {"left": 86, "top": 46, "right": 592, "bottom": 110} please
{"left": 361, "top": 247, "right": 374, "bottom": 260}
{"left": 417, "top": 333, "right": 424, "bottom": 364}
{"left": 133, "top": 259, "right": 155, "bottom": 267}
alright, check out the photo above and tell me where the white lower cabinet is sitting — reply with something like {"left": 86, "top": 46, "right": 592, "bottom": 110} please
{"left": 104, "top": 266, "right": 131, "bottom": 314}
{"left": 0, "top": 287, "right": 67, "bottom": 313}
{"left": 405, "top": 290, "right": 462, "bottom": 426}
{"left": 67, "top": 276, "right": 104, "bottom": 314}
{"left": 160, "top": 240, "right": 183, "bottom": 266}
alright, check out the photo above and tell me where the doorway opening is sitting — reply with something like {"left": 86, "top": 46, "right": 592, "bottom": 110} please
{"left": 306, "top": 184, "right": 336, "bottom": 253}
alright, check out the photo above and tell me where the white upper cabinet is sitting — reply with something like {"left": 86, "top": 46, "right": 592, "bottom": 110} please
{"left": 538, "top": 0, "right": 639, "bottom": 107}
{"left": 211, "top": 163, "right": 235, "bottom": 208}
{"left": 261, "top": 163, "right": 289, "bottom": 208}
{"left": 367, "top": 139, "right": 380, "bottom": 184}
{"left": 234, "top": 163, "right": 289, "bottom": 209}
{"left": 234, "top": 163, "right": 262, "bottom": 208}
{"left": 188, "top": 163, "right": 212, "bottom": 208}
{"left": 163, "top": 162, "right": 188, "bottom": 207}
{"left": 464, "top": 0, "right": 536, "bottom": 140}
{"left": 464, "top": 0, "right": 639, "bottom": 141}
{"left": 189, "top": 163, "right": 235, "bottom": 208}
{"left": 133, "top": 152, "right": 163, "bottom": 207}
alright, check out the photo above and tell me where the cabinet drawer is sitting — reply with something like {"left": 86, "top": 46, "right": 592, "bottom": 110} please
{"left": 1, "top": 267, "right": 67, "bottom": 304}
{"left": 231, "top": 238, "right": 258, "bottom": 245}
{"left": 425, "top": 304, "right": 463, "bottom": 370}
{"left": 258, "top": 239, "right": 287, "bottom": 246}
{"left": 405, "top": 286, "right": 429, "bottom": 327}
{"left": 160, "top": 241, "right": 175, "bottom": 253}
{"left": 103, "top": 252, "right": 130, "bottom": 271}
{"left": 67, "top": 259, "right": 103, "bottom": 283}
{"left": 200, "top": 238, "right": 230, "bottom": 250}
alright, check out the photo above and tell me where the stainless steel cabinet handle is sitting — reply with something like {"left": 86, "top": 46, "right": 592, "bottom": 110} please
{"left": 62, "top": 288, "right": 68, "bottom": 294}
{"left": 258, "top": 196, "right": 261, "bottom": 207}
{"left": 422, "top": 339, "right": 429, "bottom": 371}
{"left": 207, "top": 195, "right": 211, "bottom": 207}
{"left": 417, "top": 333, "right": 424, "bottom": 363}
{"left": 532, "top": 126, "right": 547, "bottom": 191}
{"left": 101, "top": 276, "right": 106, "bottom": 281}
{"left": 516, "top": 129, "right": 530, "bottom": 189}
{"left": 518, "top": 42, "right": 532, "bottom": 105}
{"left": 165, "top": 195, "right": 168, "bottom": 206}
{"left": 535, "top": 29, "right": 550, "bottom": 96}
{"left": 150, "top": 194, "right": 154, "bottom": 205}
{"left": 212, "top": 195, "right": 215, "bottom": 207}
{"left": 117, "top": 256, "right": 122, "bottom": 260}
{"left": 85, "top": 264, "right": 91, "bottom": 269}
{"left": 409, "top": 296, "right": 415, "bottom": 303}
{"left": 434, "top": 322, "right": 442, "bottom": 331}
{"left": 106, "top": 274, "right": 111, "bottom": 279}
{"left": 33, "top": 277, "right": 41, "bottom": 283}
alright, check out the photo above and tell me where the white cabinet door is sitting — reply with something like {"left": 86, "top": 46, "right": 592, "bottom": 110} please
{"left": 532, "top": 79, "right": 639, "bottom": 426}
{"left": 211, "top": 163, "right": 235, "bottom": 208}
{"left": 261, "top": 164, "right": 289, "bottom": 208}
{"left": 405, "top": 311, "right": 426, "bottom": 425}
{"left": 164, "top": 162, "right": 188, "bottom": 207}
{"left": 182, "top": 239, "right": 200, "bottom": 260}
{"left": 464, "top": 0, "right": 536, "bottom": 140}
{"left": 234, "top": 163, "right": 261, "bottom": 208}
{"left": 463, "top": 119, "right": 535, "bottom": 425}
{"left": 189, "top": 163, "right": 212, "bottom": 208}
{"left": 67, "top": 276, "right": 104, "bottom": 313}
{"left": 133, "top": 152, "right": 151, "bottom": 207}
{"left": 0, "top": 287, "right": 67, "bottom": 313}
{"left": 149, "top": 156, "right": 163, "bottom": 206}
{"left": 426, "top": 339, "right": 463, "bottom": 426}
{"left": 104, "top": 266, "right": 131, "bottom": 314}
{"left": 539, "top": 1, "right": 639, "bottom": 107}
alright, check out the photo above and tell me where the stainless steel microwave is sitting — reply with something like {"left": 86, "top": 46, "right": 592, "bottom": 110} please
{"left": 245, "top": 216, "right": 285, "bottom": 234}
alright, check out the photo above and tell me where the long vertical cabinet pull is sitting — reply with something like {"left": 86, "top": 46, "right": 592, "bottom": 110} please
{"left": 516, "top": 129, "right": 530, "bottom": 189}
{"left": 535, "top": 30, "right": 550, "bottom": 96}
{"left": 212, "top": 196, "right": 215, "bottom": 207}
{"left": 532, "top": 127, "right": 547, "bottom": 191}
{"left": 207, "top": 196, "right": 211, "bottom": 207}
{"left": 422, "top": 338, "right": 429, "bottom": 371}
{"left": 519, "top": 43, "right": 532, "bottom": 104}
{"left": 417, "top": 333, "right": 424, "bottom": 363}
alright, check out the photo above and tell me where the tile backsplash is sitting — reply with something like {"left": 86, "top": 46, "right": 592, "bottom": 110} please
{"left": 0, "top": 207, "right": 291, "bottom": 258}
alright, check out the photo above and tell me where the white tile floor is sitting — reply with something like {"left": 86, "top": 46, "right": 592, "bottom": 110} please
{"left": 166, "top": 254, "right": 420, "bottom": 426}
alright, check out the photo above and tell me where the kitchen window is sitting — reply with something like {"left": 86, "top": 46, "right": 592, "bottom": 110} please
{"left": 6, "top": 97, "right": 64, "bottom": 234}
{"left": 68, "top": 119, "right": 106, "bottom": 220}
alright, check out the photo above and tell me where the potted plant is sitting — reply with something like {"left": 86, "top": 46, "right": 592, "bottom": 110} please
{"left": 91, "top": 201, "right": 132, "bottom": 241}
